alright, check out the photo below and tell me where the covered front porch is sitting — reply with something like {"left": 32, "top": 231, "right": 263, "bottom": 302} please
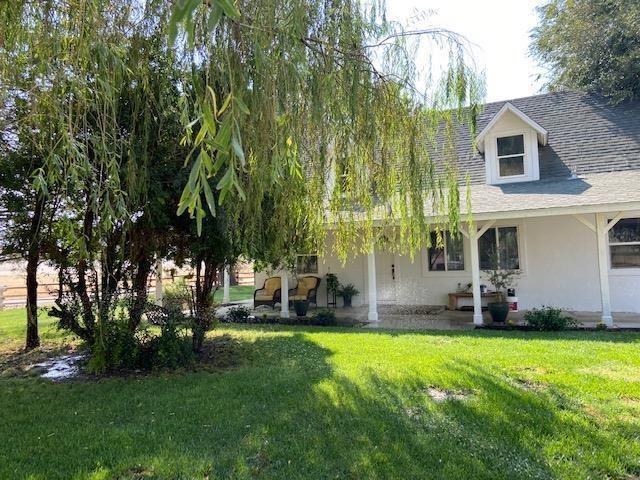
{"left": 254, "top": 196, "right": 640, "bottom": 329}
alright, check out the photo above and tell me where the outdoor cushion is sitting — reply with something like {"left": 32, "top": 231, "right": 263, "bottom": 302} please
{"left": 263, "top": 277, "right": 281, "bottom": 293}
{"left": 255, "top": 294, "right": 275, "bottom": 301}
{"left": 294, "top": 277, "right": 318, "bottom": 295}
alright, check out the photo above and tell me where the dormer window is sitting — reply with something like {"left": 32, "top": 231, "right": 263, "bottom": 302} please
{"left": 475, "top": 102, "right": 548, "bottom": 185}
{"left": 497, "top": 134, "right": 525, "bottom": 177}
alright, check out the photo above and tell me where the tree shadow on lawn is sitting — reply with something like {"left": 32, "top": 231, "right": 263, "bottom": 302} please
{"left": 1, "top": 334, "right": 639, "bottom": 479}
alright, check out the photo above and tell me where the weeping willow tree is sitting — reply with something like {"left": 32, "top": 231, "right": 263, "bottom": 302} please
{"left": 171, "top": 0, "right": 484, "bottom": 264}
{"left": 1, "top": 0, "right": 482, "bottom": 356}
{"left": 0, "top": 0, "right": 188, "bottom": 353}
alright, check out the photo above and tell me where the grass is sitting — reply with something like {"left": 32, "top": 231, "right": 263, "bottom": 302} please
{"left": 1, "top": 309, "right": 640, "bottom": 479}
{"left": 213, "top": 284, "right": 254, "bottom": 303}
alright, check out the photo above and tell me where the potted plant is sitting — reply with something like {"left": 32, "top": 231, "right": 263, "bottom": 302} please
{"left": 293, "top": 299, "right": 309, "bottom": 317}
{"left": 326, "top": 273, "right": 339, "bottom": 307}
{"left": 483, "top": 254, "right": 519, "bottom": 323}
{"left": 338, "top": 283, "right": 359, "bottom": 308}
{"left": 326, "top": 273, "right": 339, "bottom": 295}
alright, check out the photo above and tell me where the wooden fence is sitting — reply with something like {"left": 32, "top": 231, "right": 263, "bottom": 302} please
{"left": 0, "top": 267, "right": 254, "bottom": 309}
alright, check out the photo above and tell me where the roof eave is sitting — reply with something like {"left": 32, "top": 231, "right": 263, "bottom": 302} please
{"left": 476, "top": 102, "right": 548, "bottom": 153}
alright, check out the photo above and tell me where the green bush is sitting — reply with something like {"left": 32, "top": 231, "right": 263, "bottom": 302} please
{"left": 163, "top": 279, "right": 192, "bottom": 312}
{"left": 225, "top": 305, "right": 252, "bottom": 323}
{"left": 311, "top": 308, "right": 337, "bottom": 326}
{"left": 89, "top": 313, "right": 193, "bottom": 372}
{"left": 145, "top": 319, "right": 194, "bottom": 369}
{"left": 524, "top": 307, "right": 578, "bottom": 331}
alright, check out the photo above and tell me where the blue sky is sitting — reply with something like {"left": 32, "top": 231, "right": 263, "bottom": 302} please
{"left": 386, "top": 0, "right": 547, "bottom": 103}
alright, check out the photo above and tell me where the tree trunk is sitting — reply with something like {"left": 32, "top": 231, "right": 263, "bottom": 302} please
{"left": 192, "top": 259, "right": 218, "bottom": 353}
{"left": 25, "top": 193, "right": 46, "bottom": 350}
{"left": 128, "top": 256, "right": 151, "bottom": 331}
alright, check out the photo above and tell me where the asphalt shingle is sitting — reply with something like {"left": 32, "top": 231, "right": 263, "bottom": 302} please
{"left": 448, "top": 90, "right": 640, "bottom": 185}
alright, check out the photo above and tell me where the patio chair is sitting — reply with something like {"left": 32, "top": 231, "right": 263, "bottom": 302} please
{"left": 288, "top": 276, "right": 321, "bottom": 308}
{"left": 254, "top": 277, "right": 282, "bottom": 309}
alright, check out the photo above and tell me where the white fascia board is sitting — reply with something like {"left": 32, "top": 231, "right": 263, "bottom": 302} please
{"left": 476, "top": 102, "right": 548, "bottom": 153}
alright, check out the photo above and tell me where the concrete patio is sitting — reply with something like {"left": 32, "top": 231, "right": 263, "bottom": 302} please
{"left": 248, "top": 303, "right": 640, "bottom": 330}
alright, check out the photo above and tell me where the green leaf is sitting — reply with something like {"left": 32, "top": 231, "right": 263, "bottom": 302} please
{"left": 231, "top": 135, "right": 245, "bottom": 165}
{"left": 218, "top": 93, "right": 232, "bottom": 116}
{"left": 234, "top": 96, "right": 250, "bottom": 115}
{"left": 188, "top": 153, "right": 203, "bottom": 191}
{"left": 215, "top": 0, "right": 241, "bottom": 19}
{"left": 207, "top": 3, "right": 224, "bottom": 31}
{"left": 216, "top": 166, "right": 233, "bottom": 191}
{"left": 202, "top": 176, "right": 217, "bottom": 216}
{"left": 194, "top": 122, "right": 208, "bottom": 146}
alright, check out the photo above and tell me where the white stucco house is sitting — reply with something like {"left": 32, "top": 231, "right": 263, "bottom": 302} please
{"left": 255, "top": 91, "right": 640, "bottom": 326}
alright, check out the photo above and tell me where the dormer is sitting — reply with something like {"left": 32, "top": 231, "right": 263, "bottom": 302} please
{"left": 476, "top": 102, "right": 548, "bottom": 185}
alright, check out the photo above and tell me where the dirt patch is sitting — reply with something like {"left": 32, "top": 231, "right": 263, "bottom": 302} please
{"left": 424, "top": 387, "right": 472, "bottom": 403}
{"left": 512, "top": 377, "right": 548, "bottom": 392}
{"left": 198, "top": 334, "right": 245, "bottom": 370}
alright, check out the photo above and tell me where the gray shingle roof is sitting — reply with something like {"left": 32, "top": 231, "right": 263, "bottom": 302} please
{"left": 450, "top": 91, "right": 640, "bottom": 184}
{"left": 464, "top": 171, "right": 640, "bottom": 217}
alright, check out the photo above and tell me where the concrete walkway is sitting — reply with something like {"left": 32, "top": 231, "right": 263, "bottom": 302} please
{"left": 249, "top": 302, "right": 640, "bottom": 330}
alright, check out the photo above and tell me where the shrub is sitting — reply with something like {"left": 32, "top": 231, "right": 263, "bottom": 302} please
{"left": 311, "top": 308, "right": 337, "bottom": 326}
{"left": 224, "top": 305, "right": 253, "bottom": 323}
{"left": 145, "top": 319, "right": 194, "bottom": 369}
{"left": 163, "top": 279, "right": 193, "bottom": 313}
{"left": 89, "top": 311, "right": 194, "bottom": 372}
{"left": 524, "top": 307, "right": 578, "bottom": 331}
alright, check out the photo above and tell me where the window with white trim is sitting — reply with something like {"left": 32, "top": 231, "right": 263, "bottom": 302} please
{"left": 479, "top": 226, "right": 520, "bottom": 270}
{"left": 428, "top": 232, "right": 464, "bottom": 271}
{"left": 609, "top": 218, "right": 640, "bottom": 268}
{"left": 496, "top": 134, "right": 525, "bottom": 177}
{"left": 296, "top": 255, "right": 319, "bottom": 274}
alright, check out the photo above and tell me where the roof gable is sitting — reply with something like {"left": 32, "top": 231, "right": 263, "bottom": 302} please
{"left": 475, "top": 102, "right": 548, "bottom": 153}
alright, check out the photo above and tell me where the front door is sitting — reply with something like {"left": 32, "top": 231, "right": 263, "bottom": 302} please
{"left": 375, "top": 251, "right": 397, "bottom": 303}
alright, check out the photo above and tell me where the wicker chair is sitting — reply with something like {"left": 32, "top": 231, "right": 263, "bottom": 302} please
{"left": 254, "top": 277, "right": 282, "bottom": 309}
{"left": 288, "top": 276, "right": 321, "bottom": 308}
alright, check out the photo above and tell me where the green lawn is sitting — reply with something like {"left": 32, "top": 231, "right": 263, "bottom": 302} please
{"left": 1, "top": 309, "right": 640, "bottom": 479}
{"left": 213, "top": 284, "right": 254, "bottom": 303}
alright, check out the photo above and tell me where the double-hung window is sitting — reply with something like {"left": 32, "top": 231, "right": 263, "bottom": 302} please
{"left": 496, "top": 134, "right": 525, "bottom": 177}
{"left": 428, "top": 232, "right": 464, "bottom": 271}
{"left": 479, "top": 226, "right": 520, "bottom": 270}
{"left": 609, "top": 218, "right": 640, "bottom": 268}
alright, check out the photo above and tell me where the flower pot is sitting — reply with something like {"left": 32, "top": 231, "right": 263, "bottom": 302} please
{"left": 342, "top": 296, "right": 352, "bottom": 308}
{"left": 294, "top": 300, "right": 309, "bottom": 317}
{"left": 488, "top": 302, "right": 510, "bottom": 323}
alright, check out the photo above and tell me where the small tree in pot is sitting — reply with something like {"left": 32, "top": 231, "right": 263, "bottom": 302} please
{"left": 483, "top": 254, "right": 519, "bottom": 323}
{"left": 338, "top": 283, "right": 359, "bottom": 307}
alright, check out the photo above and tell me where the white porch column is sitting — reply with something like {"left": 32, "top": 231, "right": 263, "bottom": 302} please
{"left": 155, "top": 259, "right": 163, "bottom": 306}
{"left": 280, "top": 273, "right": 290, "bottom": 318}
{"left": 595, "top": 213, "right": 613, "bottom": 326}
{"left": 223, "top": 266, "right": 231, "bottom": 303}
{"left": 367, "top": 249, "right": 379, "bottom": 322}
{"left": 469, "top": 228, "right": 483, "bottom": 326}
